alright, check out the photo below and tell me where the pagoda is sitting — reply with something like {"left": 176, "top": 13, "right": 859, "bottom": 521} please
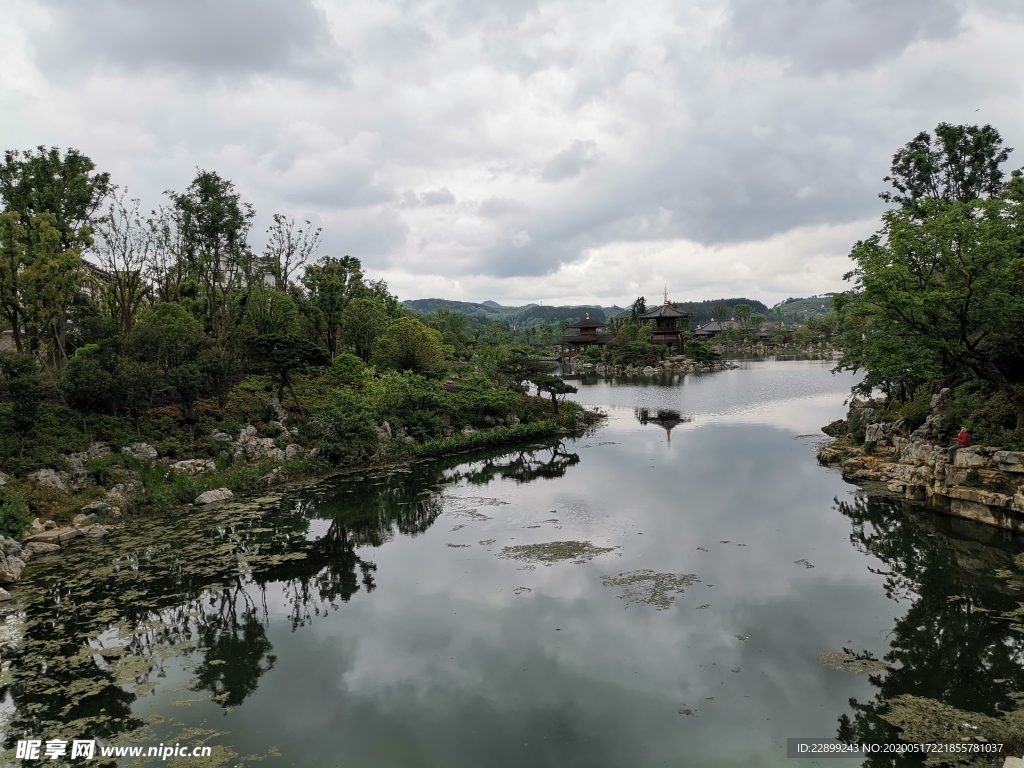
{"left": 558, "top": 313, "right": 614, "bottom": 357}
{"left": 638, "top": 289, "right": 693, "bottom": 354}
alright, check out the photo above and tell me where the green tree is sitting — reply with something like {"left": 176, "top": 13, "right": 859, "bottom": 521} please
{"left": 372, "top": 317, "right": 446, "bottom": 375}
{"left": 733, "top": 303, "right": 752, "bottom": 331}
{"left": 0, "top": 146, "right": 110, "bottom": 251}
{"left": 497, "top": 346, "right": 553, "bottom": 391}
{"left": 93, "top": 190, "right": 153, "bottom": 335}
{"left": 239, "top": 283, "right": 298, "bottom": 337}
{"left": 302, "top": 256, "right": 365, "bottom": 359}
{"left": 262, "top": 214, "right": 321, "bottom": 289}
{"left": 341, "top": 297, "right": 388, "bottom": 364}
{"left": 246, "top": 334, "right": 329, "bottom": 415}
{"left": 129, "top": 302, "right": 207, "bottom": 374}
{"left": 62, "top": 345, "right": 116, "bottom": 433}
{"left": 530, "top": 373, "right": 577, "bottom": 413}
{"left": 169, "top": 170, "right": 255, "bottom": 341}
{"left": 0, "top": 352, "right": 43, "bottom": 457}
{"left": 0, "top": 211, "right": 27, "bottom": 352}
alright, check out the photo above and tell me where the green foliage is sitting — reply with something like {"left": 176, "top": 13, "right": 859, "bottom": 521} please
{"left": 329, "top": 353, "right": 367, "bottom": 388}
{"left": 0, "top": 490, "right": 32, "bottom": 539}
{"left": 894, "top": 390, "right": 932, "bottom": 430}
{"left": 315, "top": 390, "right": 379, "bottom": 464}
{"left": 963, "top": 468, "right": 983, "bottom": 487}
{"left": 685, "top": 339, "right": 720, "bottom": 362}
{"left": 129, "top": 302, "right": 206, "bottom": 373}
{"left": 0, "top": 351, "right": 43, "bottom": 452}
{"left": 302, "top": 255, "right": 365, "bottom": 358}
{"left": 372, "top": 317, "right": 447, "bottom": 375}
{"left": 340, "top": 296, "right": 387, "bottom": 363}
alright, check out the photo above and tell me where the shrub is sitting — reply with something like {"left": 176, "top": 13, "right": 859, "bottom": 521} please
{"left": 315, "top": 390, "right": 379, "bottom": 464}
{"left": 895, "top": 390, "right": 932, "bottom": 430}
{"left": 0, "top": 491, "right": 32, "bottom": 539}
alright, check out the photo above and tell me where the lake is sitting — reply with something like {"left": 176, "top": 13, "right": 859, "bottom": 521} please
{"left": 3, "top": 358, "right": 1023, "bottom": 766}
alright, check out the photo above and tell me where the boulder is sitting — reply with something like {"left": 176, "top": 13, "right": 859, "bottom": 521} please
{"left": 63, "top": 452, "right": 89, "bottom": 471}
{"left": 0, "top": 555, "right": 22, "bottom": 584}
{"left": 79, "top": 525, "right": 109, "bottom": 538}
{"left": 0, "top": 537, "right": 22, "bottom": 558}
{"left": 267, "top": 420, "right": 286, "bottom": 432}
{"left": 24, "top": 542, "right": 60, "bottom": 556}
{"left": 482, "top": 415, "right": 496, "bottom": 427}
{"left": 72, "top": 513, "right": 97, "bottom": 527}
{"left": 195, "top": 488, "right": 234, "bottom": 505}
{"left": 953, "top": 447, "right": 991, "bottom": 469}
{"left": 28, "top": 518, "right": 44, "bottom": 535}
{"left": 122, "top": 442, "right": 158, "bottom": 462}
{"left": 238, "top": 425, "right": 258, "bottom": 443}
{"left": 264, "top": 397, "right": 289, "bottom": 424}
{"left": 28, "top": 468, "right": 69, "bottom": 492}
{"left": 210, "top": 430, "right": 234, "bottom": 443}
{"left": 284, "top": 443, "right": 303, "bottom": 460}
{"left": 0, "top": 471, "right": 7, "bottom": 487}
{"left": 821, "top": 419, "right": 847, "bottom": 438}
{"left": 233, "top": 437, "right": 284, "bottom": 461}
{"left": 171, "top": 459, "right": 216, "bottom": 475}
{"left": 930, "top": 387, "right": 952, "bottom": 412}
{"left": 26, "top": 527, "right": 81, "bottom": 547}
{"left": 81, "top": 501, "right": 112, "bottom": 516}
{"left": 87, "top": 441, "right": 113, "bottom": 459}
{"left": 992, "top": 451, "right": 1024, "bottom": 473}
{"left": 66, "top": 470, "right": 95, "bottom": 491}
{"left": 0, "top": 588, "right": 10, "bottom": 602}
{"left": 1012, "top": 490, "right": 1024, "bottom": 514}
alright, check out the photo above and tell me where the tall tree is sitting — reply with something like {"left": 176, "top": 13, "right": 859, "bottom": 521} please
{"left": 0, "top": 211, "right": 27, "bottom": 352}
{"left": 93, "top": 190, "right": 153, "bottom": 334}
{"left": 262, "top": 214, "right": 321, "bottom": 289}
{"left": 340, "top": 297, "right": 387, "bottom": 363}
{"left": 302, "top": 256, "right": 365, "bottom": 359}
{"left": 169, "top": 170, "right": 255, "bottom": 341}
{"left": 0, "top": 146, "right": 110, "bottom": 251}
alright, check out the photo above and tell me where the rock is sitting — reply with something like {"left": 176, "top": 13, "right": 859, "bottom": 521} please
{"left": 195, "top": 488, "right": 233, "bottom": 505}
{"left": 379, "top": 421, "right": 392, "bottom": 440}
{"left": 0, "top": 471, "right": 7, "bottom": 486}
{"left": 284, "top": 443, "right": 303, "bottom": 460}
{"left": 821, "top": 419, "right": 847, "bottom": 437}
{"left": 506, "top": 414, "right": 521, "bottom": 426}
{"left": 26, "top": 527, "right": 81, "bottom": 547}
{"left": 238, "top": 425, "right": 258, "bottom": 443}
{"left": 1012, "top": 490, "right": 1024, "bottom": 514}
{"left": 63, "top": 452, "right": 89, "bottom": 471}
{"left": 461, "top": 427, "right": 476, "bottom": 436}
{"left": 265, "top": 397, "right": 289, "bottom": 424}
{"left": 0, "top": 537, "right": 22, "bottom": 558}
{"left": 171, "top": 459, "right": 216, "bottom": 475}
{"left": 0, "top": 588, "right": 10, "bottom": 602}
{"left": 29, "top": 518, "right": 45, "bottom": 535}
{"left": 66, "top": 470, "right": 95, "bottom": 491}
{"left": 305, "top": 447, "right": 320, "bottom": 459}
{"left": 122, "top": 442, "right": 158, "bottom": 462}
{"left": 43, "top": 520, "right": 57, "bottom": 530}
{"left": 267, "top": 420, "right": 285, "bottom": 432}
{"left": 87, "top": 441, "right": 113, "bottom": 458}
{"left": 864, "top": 423, "right": 885, "bottom": 444}
{"left": 233, "top": 437, "right": 284, "bottom": 461}
{"left": 992, "top": 451, "right": 1024, "bottom": 473}
{"left": 73, "top": 513, "right": 97, "bottom": 527}
{"left": 289, "top": 427, "right": 299, "bottom": 436}
{"left": 0, "top": 554, "right": 24, "bottom": 584}
{"left": 210, "top": 431, "right": 233, "bottom": 443}
{"left": 930, "top": 387, "right": 952, "bottom": 412}
{"left": 28, "top": 468, "right": 69, "bottom": 492}
{"left": 80, "top": 525, "right": 109, "bottom": 538}
{"left": 953, "top": 447, "right": 991, "bottom": 469}
{"left": 24, "top": 542, "right": 60, "bottom": 556}
{"left": 482, "top": 415, "right": 496, "bottom": 427}
{"left": 81, "top": 501, "right": 112, "bottom": 516}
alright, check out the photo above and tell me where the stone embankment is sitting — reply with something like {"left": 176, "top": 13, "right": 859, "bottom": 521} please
{"left": 570, "top": 356, "right": 738, "bottom": 376}
{"left": 818, "top": 390, "right": 1024, "bottom": 531}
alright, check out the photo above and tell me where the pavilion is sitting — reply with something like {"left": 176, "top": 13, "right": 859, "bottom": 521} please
{"left": 637, "top": 294, "right": 693, "bottom": 354}
{"left": 557, "top": 314, "right": 614, "bottom": 358}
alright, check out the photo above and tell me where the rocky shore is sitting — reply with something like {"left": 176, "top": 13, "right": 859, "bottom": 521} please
{"left": 569, "top": 356, "right": 739, "bottom": 376}
{"left": 817, "top": 390, "right": 1024, "bottom": 531}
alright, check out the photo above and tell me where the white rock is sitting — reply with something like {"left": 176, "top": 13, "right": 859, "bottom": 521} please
{"left": 122, "top": 442, "right": 158, "bottom": 462}
{"left": 28, "top": 468, "right": 69, "bottom": 492}
{"left": 0, "top": 471, "right": 9, "bottom": 486}
{"left": 0, "top": 588, "right": 10, "bottom": 602}
{"left": 194, "top": 488, "right": 234, "bottom": 505}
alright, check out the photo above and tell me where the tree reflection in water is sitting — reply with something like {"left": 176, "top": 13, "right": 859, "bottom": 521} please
{"left": 0, "top": 438, "right": 580, "bottom": 752}
{"left": 834, "top": 494, "right": 1024, "bottom": 766}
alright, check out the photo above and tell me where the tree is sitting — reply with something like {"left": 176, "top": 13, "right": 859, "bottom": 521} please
{"left": 0, "top": 146, "right": 110, "bottom": 251}
{"left": 0, "top": 352, "right": 43, "bottom": 457}
{"left": 169, "top": 170, "right": 255, "bottom": 341}
{"left": 497, "top": 346, "right": 553, "bottom": 391}
{"left": 246, "top": 334, "right": 329, "bottom": 415}
{"left": 239, "top": 283, "right": 298, "bottom": 337}
{"left": 340, "top": 297, "right": 388, "bottom": 363}
{"left": 372, "top": 317, "right": 446, "bottom": 375}
{"left": 0, "top": 211, "right": 27, "bottom": 352}
{"left": 93, "top": 190, "right": 153, "bottom": 334}
{"left": 129, "top": 302, "right": 207, "bottom": 374}
{"left": 530, "top": 373, "right": 577, "bottom": 412}
{"left": 263, "top": 214, "right": 321, "bottom": 289}
{"left": 629, "top": 296, "right": 646, "bottom": 323}
{"left": 733, "top": 303, "right": 752, "bottom": 331}
{"left": 302, "top": 256, "right": 365, "bottom": 359}
{"left": 838, "top": 197, "right": 1024, "bottom": 427}
{"left": 881, "top": 123, "right": 1012, "bottom": 214}
{"left": 62, "top": 345, "right": 116, "bottom": 433}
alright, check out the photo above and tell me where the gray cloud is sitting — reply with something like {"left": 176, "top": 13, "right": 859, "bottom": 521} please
{"left": 541, "top": 140, "right": 601, "bottom": 182}
{"left": 420, "top": 188, "right": 457, "bottom": 206}
{"left": 725, "top": 0, "right": 964, "bottom": 73}
{"left": 478, "top": 196, "right": 529, "bottom": 218}
{"left": 30, "top": 0, "right": 346, "bottom": 80}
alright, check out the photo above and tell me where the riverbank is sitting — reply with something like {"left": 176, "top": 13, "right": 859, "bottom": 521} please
{"left": 817, "top": 392, "right": 1024, "bottom": 531}
{"left": 569, "top": 355, "right": 739, "bottom": 376}
{"left": 0, "top": 403, "right": 602, "bottom": 598}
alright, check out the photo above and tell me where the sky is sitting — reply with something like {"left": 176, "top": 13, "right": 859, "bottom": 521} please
{"left": 2, "top": 0, "right": 1021, "bottom": 308}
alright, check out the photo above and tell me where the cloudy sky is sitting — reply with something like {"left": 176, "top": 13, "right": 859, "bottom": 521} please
{"left": 2, "top": 0, "right": 1021, "bottom": 307}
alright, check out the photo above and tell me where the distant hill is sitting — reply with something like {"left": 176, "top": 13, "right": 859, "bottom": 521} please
{"left": 667, "top": 298, "right": 771, "bottom": 327}
{"left": 402, "top": 298, "right": 626, "bottom": 325}
{"left": 771, "top": 295, "right": 834, "bottom": 322}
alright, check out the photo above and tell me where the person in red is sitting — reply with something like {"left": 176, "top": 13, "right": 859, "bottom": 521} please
{"left": 947, "top": 427, "right": 970, "bottom": 464}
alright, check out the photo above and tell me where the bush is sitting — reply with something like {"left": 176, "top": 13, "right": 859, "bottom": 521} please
{"left": 315, "top": 390, "right": 379, "bottom": 464}
{"left": 0, "top": 491, "right": 32, "bottom": 539}
{"left": 895, "top": 390, "right": 932, "bottom": 430}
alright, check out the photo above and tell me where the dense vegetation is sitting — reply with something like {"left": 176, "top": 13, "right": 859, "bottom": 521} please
{"left": 0, "top": 147, "right": 589, "bottom": 536}
{"left": 833, "top": 123, "right": 1024, "bottom": 450}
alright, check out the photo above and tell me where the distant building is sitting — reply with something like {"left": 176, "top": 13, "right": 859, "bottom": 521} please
{"left": 637, "top": 297, "right": 692, "bottom": 354}
{"left": 558, "top": 314, "right": 614, "bottom": 357}
{"left": 692, "top": 318, "right": 739, "bottom": 338}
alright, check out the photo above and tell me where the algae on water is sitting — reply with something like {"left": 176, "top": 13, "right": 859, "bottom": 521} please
{"left": 600, "top": 570, "right": 701, "bottom": 610}
{"left": 816, "top": 649, "right": 887, "bottom": 674}
{"left": 497, "top": 541, "right": 619, "bottom": 566}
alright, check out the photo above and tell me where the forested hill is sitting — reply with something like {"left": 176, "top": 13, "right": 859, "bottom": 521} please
{"left": 402, "top": 298, "right": 626, "bottom": 325}
{"left": 661, "top": 298, "right": 770, "bottom": 327}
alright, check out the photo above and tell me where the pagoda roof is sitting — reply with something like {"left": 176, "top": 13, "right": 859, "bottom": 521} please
{"left": 638, "top": 303, "right": 693, "bottom": 319}
{"left": 566, "top": 315, "right": 607, "bottom": 329}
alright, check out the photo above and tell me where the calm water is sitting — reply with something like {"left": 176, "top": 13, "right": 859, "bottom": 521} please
{"left": 3, "top": 359, "right": 1023, "bottom": 766}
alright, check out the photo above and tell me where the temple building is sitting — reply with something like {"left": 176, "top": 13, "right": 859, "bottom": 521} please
{"left": 637, "top": 294, "right": 693, "bottom": 354}
{"left": 558, "top": 314, "right": 614, "bottom": 358}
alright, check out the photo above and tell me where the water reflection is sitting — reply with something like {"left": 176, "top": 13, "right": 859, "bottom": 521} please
{"left": 0, "top": 438, "right": 580, "bottom": 755}
{"left": 833, "top": 495, "right": 1024, "bottom": 765}
{"left": 634, "top": 407, "right": 691, "bottom": 444}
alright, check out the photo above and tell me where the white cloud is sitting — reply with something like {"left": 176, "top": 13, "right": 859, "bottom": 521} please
{"left": 2, "top": 0, "right": 1021, "bottom": 307}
